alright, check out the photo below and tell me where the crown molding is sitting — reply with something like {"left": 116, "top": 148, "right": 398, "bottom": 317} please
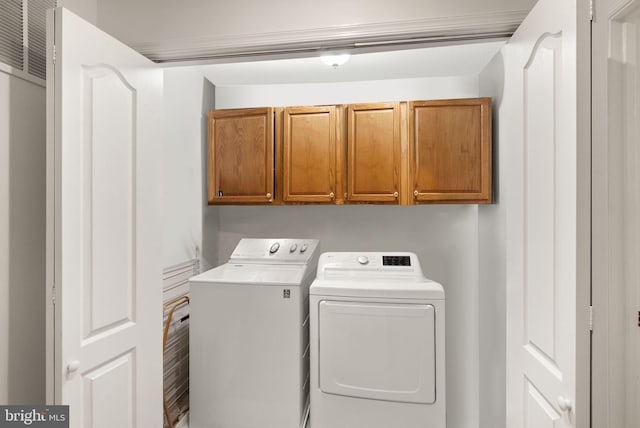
{"left": 130, "top": 9, "right": 530, "bottom": 62}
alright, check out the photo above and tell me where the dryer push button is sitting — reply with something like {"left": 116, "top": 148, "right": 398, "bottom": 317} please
{"left": 269, "top": 242, "right": 280, "bottom": 254}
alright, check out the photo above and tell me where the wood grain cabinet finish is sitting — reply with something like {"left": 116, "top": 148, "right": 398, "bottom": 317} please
{"left": 346, "top": 103, "right": 401, "bottom": 203}
{"left": 207, "top": 108, "right": 274, "bottom": 204}
{"left": 409, "top": 98, "right": 492, "bottom": 203}
{"left": 282, "top": 106, "right": 339, "bottom": 203}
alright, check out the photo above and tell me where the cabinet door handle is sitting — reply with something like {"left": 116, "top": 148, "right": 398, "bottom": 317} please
{"left": 414, "top": 190, "right": 419, "bottom": 197}
{"left": 329, "top": 192, "right": 335, "bottom": 199}
{"left": 266, "top": 193, "right": 272, "bottom": 200}
{"left": 393, "top": 191, "right": 399, "bottom": 198}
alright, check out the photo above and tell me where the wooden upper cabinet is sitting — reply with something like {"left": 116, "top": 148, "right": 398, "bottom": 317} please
{"left": 347, "top": 102, "right": 401, "bottom": 203}
{"left": 282, "top": 106, "right": 339, "bottom": 203}
{"left": 207, "top": 108, "right": 274, "bottom": 204}
{"left": 207, "top": 98, "right": 492, "bottom": 206}
{"left": 409, "top": 98, "right": 492, "bottom": 203}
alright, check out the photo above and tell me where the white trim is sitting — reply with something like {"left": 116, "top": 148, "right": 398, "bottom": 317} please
{"left": 592, "top": 1, "right": 640, "bottom": 427}
{"left": 131, "top": 9, "right": 530, "bottom": 61}
{"left": 0, "top": 61, "right": 46, "bottom": 87}
{"left": 609, "top": 0, "right": 637, "bottom": 18}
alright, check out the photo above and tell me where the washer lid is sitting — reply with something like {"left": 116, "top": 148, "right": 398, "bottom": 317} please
{"left": 190, "top": 263, "right": 308, "bottom": 286}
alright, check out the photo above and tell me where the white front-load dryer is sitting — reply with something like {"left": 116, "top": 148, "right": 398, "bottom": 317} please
{"left": 309, "top": 252, "right": 445, "bottom": 428}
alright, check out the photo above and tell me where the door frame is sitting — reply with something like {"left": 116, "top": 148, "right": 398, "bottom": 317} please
{"left": 45, "top": 7, "right": 58, "bottom": 403}
{"left": 576, "top": 0, "right": 593, "bottom": 426}
{"left": 591, "top": 0, "right": 640, "bottom": 426}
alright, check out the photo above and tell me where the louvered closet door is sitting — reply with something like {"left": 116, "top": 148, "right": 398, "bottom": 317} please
{"left": 0, "top": 0, "right": 56, "bottom": 78}
{"left": 28, "top": 0, "right": 56, "bottom": 79}
{"left": 0, "top": 0, "right": 24, "bottom": 69}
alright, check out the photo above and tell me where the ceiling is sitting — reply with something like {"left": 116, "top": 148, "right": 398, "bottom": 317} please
{"left": 196, "top": 40, "right": 506, "bottom": 86}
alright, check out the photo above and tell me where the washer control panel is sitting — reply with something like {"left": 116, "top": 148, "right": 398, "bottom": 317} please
{"left": 230, "top": 238, "right": 319, "bottom": 264}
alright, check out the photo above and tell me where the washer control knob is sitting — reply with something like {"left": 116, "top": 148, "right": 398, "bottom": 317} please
{"left": 289, "top": 243, "right": 298, "bottom": 253}
{"left": 357, "top": 255, "right": 369, "bottom": 265}
{"left": 300, "top": 244, "right": 308, "bottom": 253}
{"left": 269, "top": 242, "right": 280, "bottom": 254}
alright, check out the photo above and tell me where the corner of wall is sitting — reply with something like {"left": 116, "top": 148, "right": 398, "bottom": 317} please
{"left": 59, "top": 0, "right": 98, "bottom": 25}
{"left": 476, "top": 49, "right": 507, "bottom": 428}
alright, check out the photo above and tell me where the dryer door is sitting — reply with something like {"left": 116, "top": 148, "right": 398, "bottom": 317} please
{"left": 318, "top": 300, "right": 436, "bottom": 404}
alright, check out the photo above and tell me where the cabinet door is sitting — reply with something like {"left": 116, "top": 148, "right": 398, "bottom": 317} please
{"left": 347, "top": 103, "right": 401, "bottom": 203}
{"left": 409, "top": 98, "right": 491, "bottom": 203}
{"left": 208, "top": 108, "right": 274, "bottom": 204}
{"left": 283, "top": 106, "right": 337, "bottom": 203}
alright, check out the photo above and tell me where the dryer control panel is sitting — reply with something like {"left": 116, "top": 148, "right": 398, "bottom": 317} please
{"left": 382, "top": 255, "right": 411, "bottom": 266}
{"left": 316, "top": 252, "right": 424, "bottom": 280}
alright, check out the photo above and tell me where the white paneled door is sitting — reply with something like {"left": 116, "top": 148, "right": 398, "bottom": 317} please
{"left": 46, "top": 8, "right": 163, "bottom": 428}
{"left": 504, "top": 0, "right": 590, "bottom": 427}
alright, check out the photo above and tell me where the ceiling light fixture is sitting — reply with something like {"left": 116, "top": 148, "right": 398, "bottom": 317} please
{"left": 320, "top": 53, "right": 351, "bottom": 68}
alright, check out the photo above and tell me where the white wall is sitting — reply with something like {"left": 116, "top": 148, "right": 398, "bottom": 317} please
{"left": 215, "top": 76, "right": 478, "bottom": 108}
{"left": 162, "top": 67, "right": 214, "bottom": 268}
{"left": 478, "top": 51, "right": 506, "bottom": 428}
{"left": 205, "top": 75, "right": 487, "bottom": 428}
{"left": 0, "top": 71, "right": 46, "bottom": 404}
{"left": 57, "top": 0, "right": 97, "bottom": 24}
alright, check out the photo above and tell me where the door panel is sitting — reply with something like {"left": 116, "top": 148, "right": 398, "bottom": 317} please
{"left": 503, "top": 0, "right": 589, "bottom": 426}
{"left": 409, "top": 98, "right": 491, "bottom": 203}
{"left": 83, "top": 66, "right": 135, "bottom": 337}
{"left": 318, "top": 301, "right": 435, "bottom": 404}
{"left": 46, "top": 8, "right": 162, "bottom": 428}
{"left": 208, "top": 108, "right": 275, "bottom": 204}
{"left": 347, "top": 103, "right": 400, "bottom": 203}
{"left": 83, "top": 352, "right": 135, "bottom": 428}
{"left": 524, "top": 34, "right": 563, "bottom": 372}
{"left": 283, "top": 106, "right": 337, "bottom": 203}
{"left": 525, "top": 382, "right": 561, "bottom": 428}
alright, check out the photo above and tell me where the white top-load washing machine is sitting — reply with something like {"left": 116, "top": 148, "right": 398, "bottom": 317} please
{"left": 309, "top": 252, "right": 445, "bottom": 428}
{"left": 189, "top": 238, "right": 319, "bottom": 428}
